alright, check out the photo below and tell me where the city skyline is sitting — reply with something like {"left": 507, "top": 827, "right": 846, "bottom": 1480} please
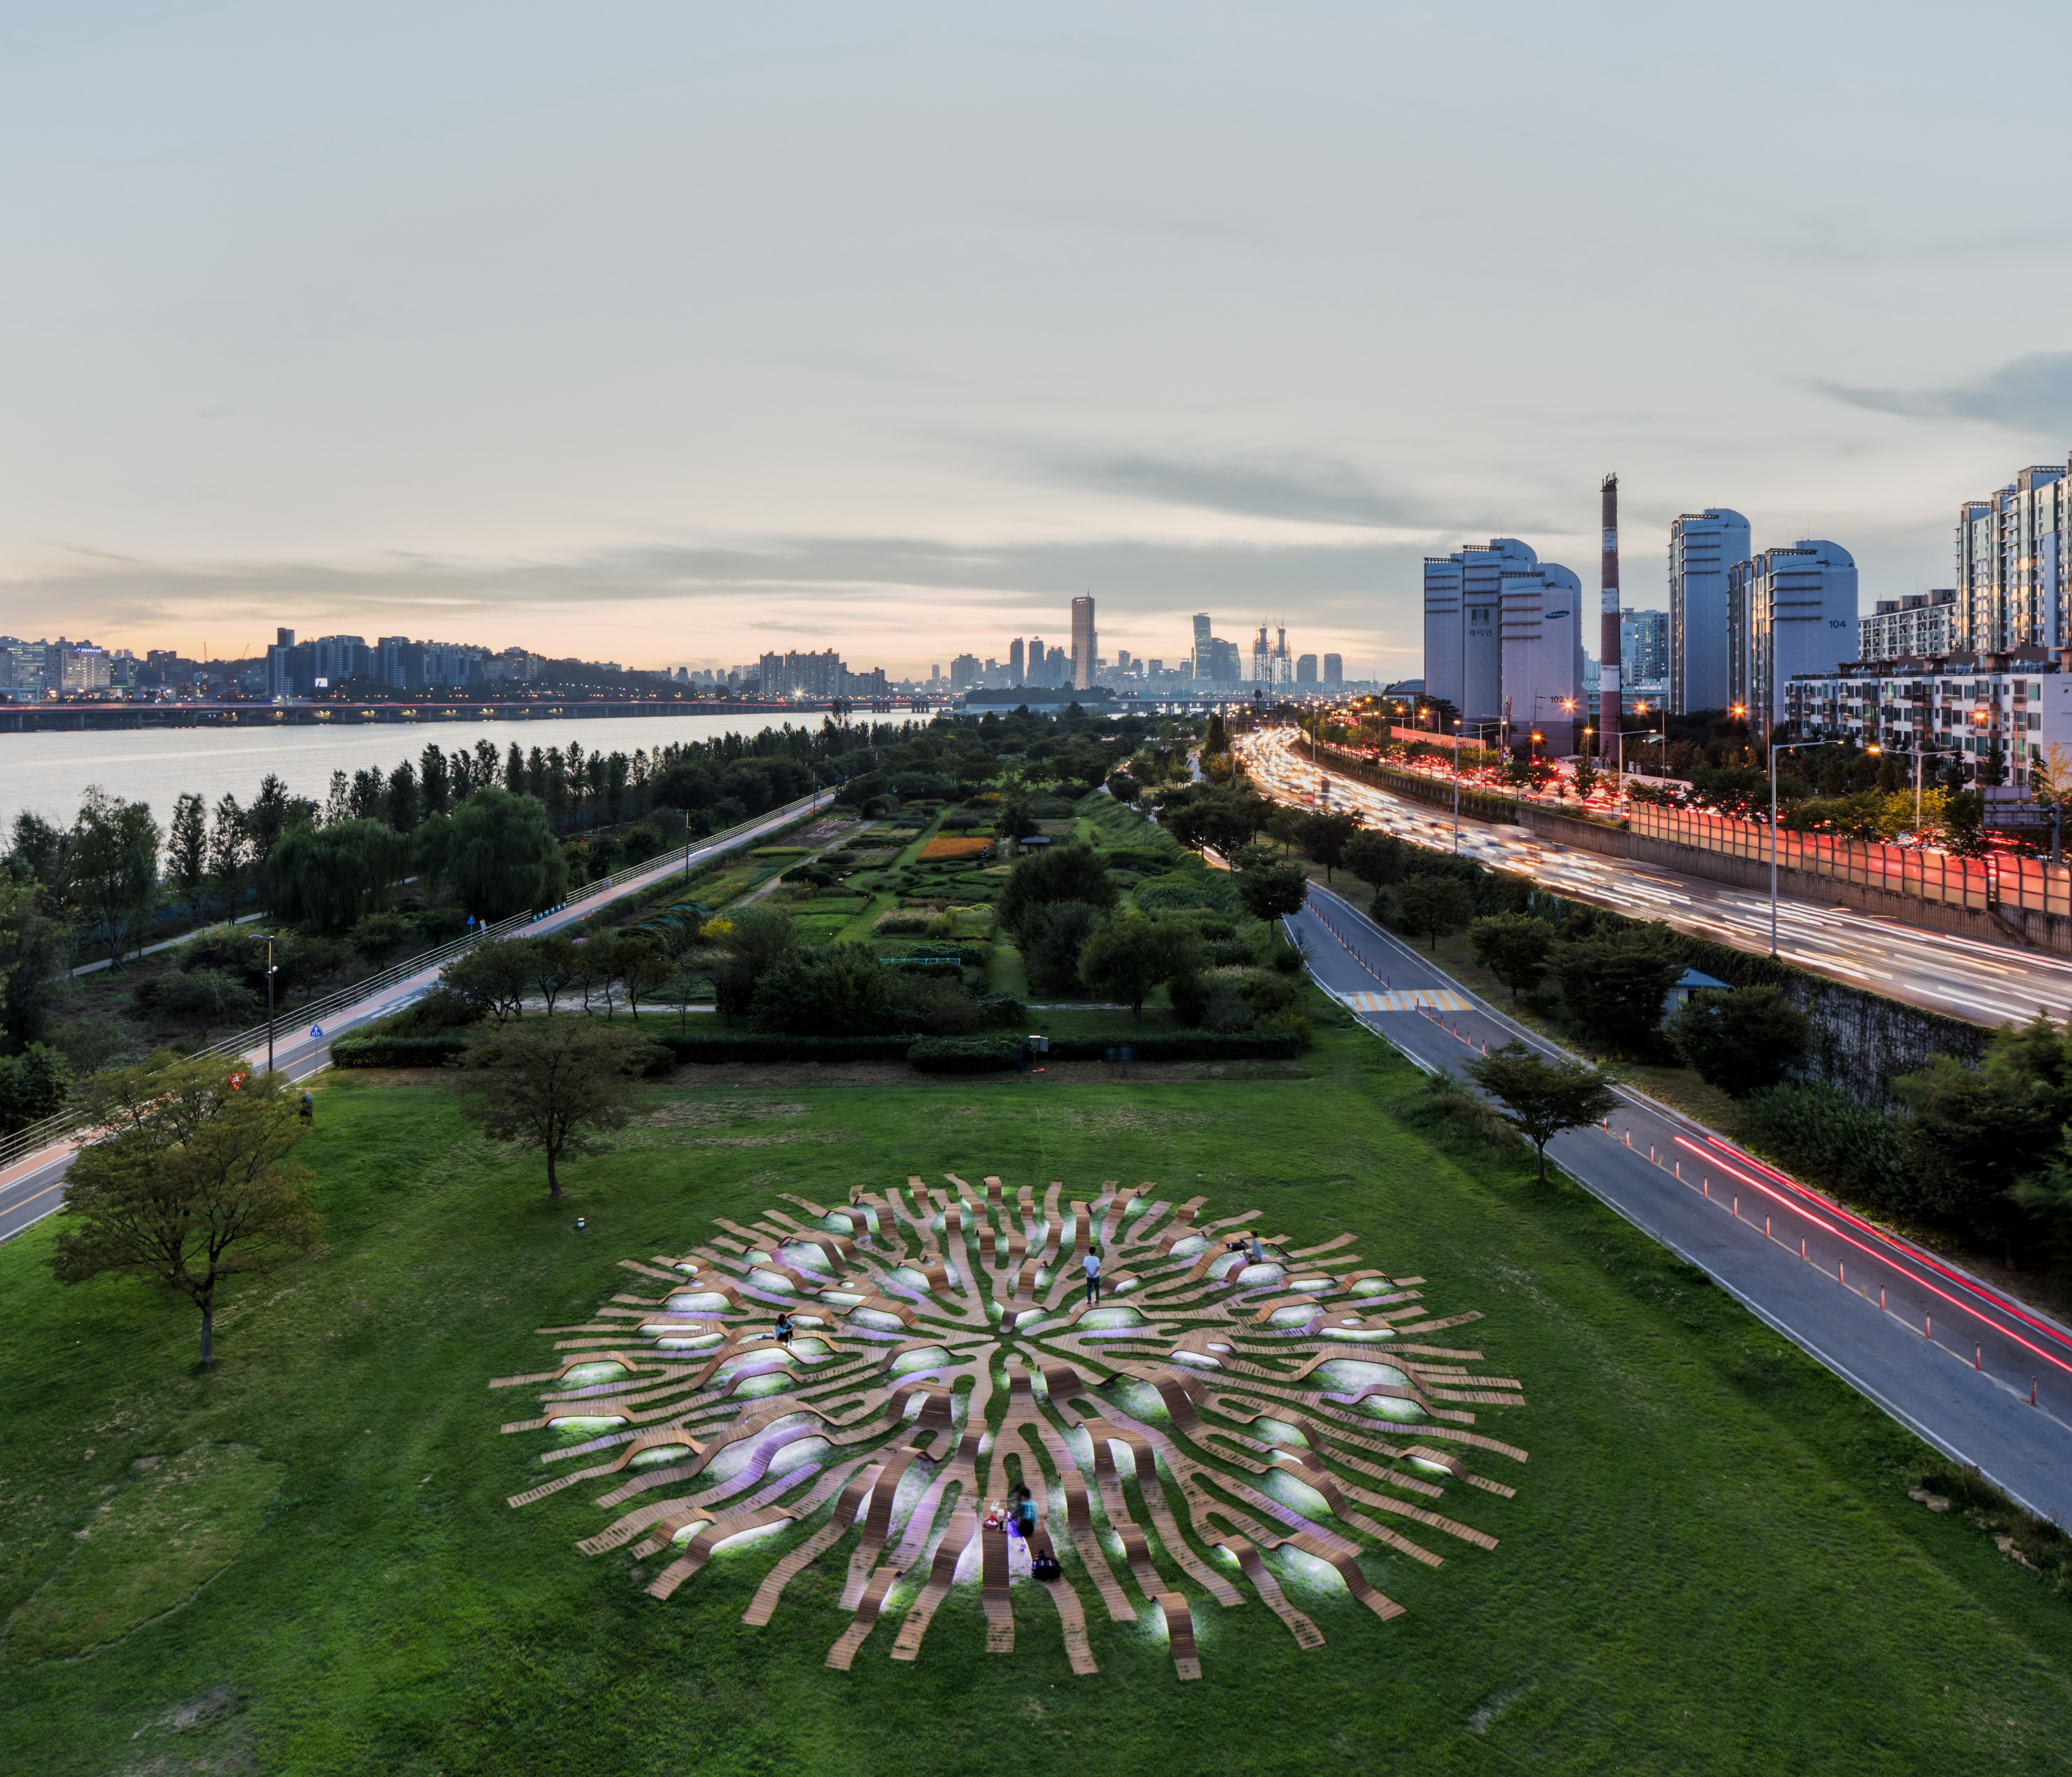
{"left": 5, "top": 8, "right": 2071, "bottom": 679}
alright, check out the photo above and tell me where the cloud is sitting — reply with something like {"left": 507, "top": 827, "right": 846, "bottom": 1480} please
{"left": 1819, "top": 352, "right": 2072, "bottom": 434}
{"left": 1038, "top": 447, "right": 1441, "bottom": 530}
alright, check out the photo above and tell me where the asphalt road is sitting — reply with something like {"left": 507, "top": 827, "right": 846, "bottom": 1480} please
{"left": 1244, "top": 726, "right": 2072, "bottom": 1029}
{"left": 0, "top": 791, "right": 840, "bottom": 1246}
{"left": 1287, "top": 883, "right": 2072, "bottom": 1526}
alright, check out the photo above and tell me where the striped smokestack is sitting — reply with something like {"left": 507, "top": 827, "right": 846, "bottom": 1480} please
{"left": 1598, "top": 473, "right": 1620, "bottom": 763}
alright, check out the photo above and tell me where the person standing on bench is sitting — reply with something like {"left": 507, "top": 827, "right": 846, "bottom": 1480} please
{"left": 1083, "top": 1248, "right": 1102, "bottom": 1306}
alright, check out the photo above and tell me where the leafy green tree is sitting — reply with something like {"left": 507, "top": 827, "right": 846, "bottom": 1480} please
{"left": 1343, "top": 829, "right": 1406, "bottom": 890}
{"left": 1666, "top": 985, "right": 1811, "bottom": 1097}
{"left": 1234, "top": 863, "right": 1309, "bottom": 921}
{"left": 387, "top": 761, "right": 420, "bottom": 833}
{"left": 616, "top": 934, "right": 673, "bottom": 1021}
{"left": 516, "top": 933, "right": 585, "bottom": 1017}
{"left": 7, "top": 812, "right": 71, "bottom": 906}
{"left": 0, "top": 877, "right": 71, "bottom": 1050}
{"left": 1396, "top": 872, "right": 1473, "bottom": 951}
{"left": 1571, "top": 757, "right": 1600, "bottom": 800}
{"left": 710, "top": 904, "right": 798, "bottom": 1024}
{"left": 269, "top": 820, "right": 412, "bottom": 934}
{"left": 133, "top": 969, "right": 263, "bottom": 1037}
{"left": 208, "top": 794, "right": 249, "bottom": 905}
{"left": 1077, "top": 912, "right": 1202, "bottom": 1019}
{"left": 425, "top": 789, "right": 567, "bottom": 921}
{"left": 1551, "top": 932, "right": 1682, "bottom": 1053}
{"left": 1733, "top": 1080, "right": 1909, "bottom": 1210}
{"left": 419, "top": 744, "right": 453, "bottom": 819}
{"left": 750, "top": 943, "right": 893, "bottom": 1035}
{"left": 1469, "top": 913, "right": 1554, "bottom": 1001}
{"left": 998, "top": 842, "right": 1117, "bottom": 944}
{"left": 69, "top": 788, "right": 160, "bottom": 968}
{"left": 1462, "top": 1043, "right": 1619, "bottom": 1181}
{"left": 54, "top": 1056, "right": 318, "bottom": 1365}
{"left": 994, "top": 788, "right": 1039, "bottom": 851}
{"left": 1023, "top": 900, "right": 1104, "bottom": 995}
{"left": 440, "top": 941, "right": 533, "bottom": 1025}
{"left": 1302, "top": 810, "right": 1363, "bottom": 882}
{"left": 0, "top": 1043, "right": 71, "bottom": 1137}
{"left": 166, "top": 793, "right": 211, "bottom": 920}
{"left": 454, "top": 1018, "right": 649, "bottom": 1199}
{"left": 1265, "top": 806, "right": 1310, "bottom": 855}
{"left": 244, "top": 774, "right": 318, "bottom": 900}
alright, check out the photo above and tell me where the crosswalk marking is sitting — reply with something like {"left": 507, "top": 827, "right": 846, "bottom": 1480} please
{"left": 1339, "top": 989, "right": 1472, "bottom": 1014}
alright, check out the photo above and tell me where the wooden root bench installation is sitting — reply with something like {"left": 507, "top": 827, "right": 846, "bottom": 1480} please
{"left": 496, "top": 1172, "right": 1530, "bottom": 1682}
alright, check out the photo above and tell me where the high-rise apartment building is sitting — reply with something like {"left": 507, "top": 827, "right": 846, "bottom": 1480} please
{"left": 1668, "top": 508, "right": 1751, "bottom": 714}
{"left": 1727, "top": 541, "right": 1858, "bottom": 736}
{"left": 1323, "top": 653, "right": 1343, "bottom": 687}
{"left": 1071, "top": 596, "right": 1096, "bottom": 691}
{"left": 1860, "top": 589, "right": 1958, "bottom": 662}
{"left": 1620, "top": 609, "right": 1669, "bottom": 697}
{"left": 1955, "top": 460, "right": 2070, "bottom": 651}
{"left": 1296, "top": 653, "right": 1318, "bottom": 686}
{"left": 950, "top": 653, "right": 980, "bottom": 691}
{"left": 1008, "top": 637, "right": 1025, "bottom": 681}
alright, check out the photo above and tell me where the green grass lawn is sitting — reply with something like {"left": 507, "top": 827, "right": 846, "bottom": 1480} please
{"left": 9, "top": 1028, "right": 2072, "bottom": 1772}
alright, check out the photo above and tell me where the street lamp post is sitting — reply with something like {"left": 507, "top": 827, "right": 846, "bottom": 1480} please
{"left": 253, "top": 934, "right": 277, "bottom": 1072}
{"left": 1767, "top": 737, "right": 1826, "bottom": 957}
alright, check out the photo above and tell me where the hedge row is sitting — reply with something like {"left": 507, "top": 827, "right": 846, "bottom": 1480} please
{"left": 656, "top": 1034, "right": 915, "bottom": 1064}
{"left": 1039, "top": 1031, "right": 1304, "bottom": 1063}
{"left": 332, "top": 1035, "right": 475, "bottom": 1068}
{"left": 909, "top": 1036, "right": 1023, "bottom": 1073}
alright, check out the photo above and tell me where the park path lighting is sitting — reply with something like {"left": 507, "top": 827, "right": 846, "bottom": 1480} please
{"left": 251, "top": 932, "right": 278, "bottom": 1072}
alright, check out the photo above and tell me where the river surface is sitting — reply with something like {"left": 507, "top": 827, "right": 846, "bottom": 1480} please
{"left": 0, "top": 711, "right": 839, "bottom": 837}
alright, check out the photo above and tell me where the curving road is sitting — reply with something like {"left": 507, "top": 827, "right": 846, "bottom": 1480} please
{"left": 0, "top": 791, "right": 839, "bottom": 1246}
{"left": 1242, "top": 725, "right": 2072, "bottom": 1030}
{"left": 1287, "top": 883, "right": 2072, "bottom": 1527}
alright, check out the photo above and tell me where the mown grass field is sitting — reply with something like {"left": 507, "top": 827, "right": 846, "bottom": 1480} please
{"left": 4, "top": 1022, "right": 2072, "bottom": 1775}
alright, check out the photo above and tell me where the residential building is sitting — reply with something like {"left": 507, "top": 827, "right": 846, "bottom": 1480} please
{"left": 1786, "top": 648, "right": 2068, "bottom": 790}
{"left": 265, "top": 628, "right": 295, "bottom": 699}
{"left": 1620, "top": 608, "right": 1669, "bottom": 701}
{"left": 1955, "top": 459, "right": 2070, "bottom": 651}
{"left": 1668, "top": 508, "right": 1751, "bottom": 713}
{"left": 1296, "top": 653, "right": 1319, "bottom": 686}
{"left": 1728, "top": 541, "right": 1859, "bottom": 736}
{"left": 1008, "top": 638, "right": 1024, "bottom": 681}
{"left": 950, "top": 653, "right": 980, "bottom": 691}
{"left": 0, "top": 637, "right": 51, "bottom": 700}
{"left": 1071, "top": 596, "right": 1096, "bottom": 690}
{"left": 1323, "top": 653, "right": 1344, "bottom": 687}
{"left": 1860, "top": 590, "right": 1958, "bottom": 663}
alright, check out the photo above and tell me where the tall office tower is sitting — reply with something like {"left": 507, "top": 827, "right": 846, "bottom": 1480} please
{"left": 1955, "top": 459, "right": 2070, "bottom": 650}
{"left": 1730, "top": 541, "right": 1858, "bottom": 737}
{"left": 1619, "top": 610, "right": 1669, "bottom": 697}
{"left": 1323, "top": 653, "right": 1343, "bottom": 687}
{"left": 1500, "top": 560, "right": 1587, "bottom": 755}
{"left": 1192, "top": 613, "right": 1212, "bottom": 678}
{"left": 1669, "top": 508, "right": 1752, "bottom": 713}
{"left": 1009, "top": 637, "right": 1025, "bottom": 681}
{"left": 1598, "top": 474, "right": 1620, "bottom": 762}
{"left": 1071, "top": 596, "right": 1096, "bottom": 690}
{"left": 950, "top": 653, "right": 979, "bottom": 691}
{"left": 1028, "top": 638, "right": 1047, "bottom": 682}
{"left": 1296, "top": 653, "right": 1318, "bottom": 686}
{"left": 1274, "top": 627, "right": 1292, "bottom": 684}
{"left": 1423, "top": 536, "right": 1535, "bottom": 730}
{"left": 1250, "top": 623, "right": 1270, "bottom": 683}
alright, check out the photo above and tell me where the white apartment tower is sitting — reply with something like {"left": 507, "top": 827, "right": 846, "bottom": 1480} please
{"left": 1956, "top": 460, "right": 2070, "bottom": 652}
{"left": 1668, "top": 508, "right": 1751, "bottom": 714}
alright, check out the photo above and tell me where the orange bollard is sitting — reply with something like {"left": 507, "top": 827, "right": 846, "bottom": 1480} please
{"left": 1975, "top": 1343, "right": 1982, "bottom": 1371}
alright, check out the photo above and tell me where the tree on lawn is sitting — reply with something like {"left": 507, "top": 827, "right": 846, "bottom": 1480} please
{"left": 1462, "top": 1043, "right": 1619, "bottom": 1181}
{"left": 440, "top": 940, "right": 532, "bottom": 1025}
{"left": 516, "top": 933, "right": 586, "bottom": 1017}
{"left": 1396, "top": 872, "right": 1473, "bottom": 951}
{"left": 1342, "top": 829, "right": 1406, "bottom": 891}
{"left": 1665, "top": 984, "right": 1812, "bottom": 1097}
{"left": 994, "top": 788, "right": 1040, "bottom": 853}
{"left": 1469, "top": 913, "right": 1555, "bottom": 1001}
{"left": 53, "top": 1055, "right": 318, "bottom": 1365}
{"left": 1551, "top": 931, "right": 1682, "bottom": 1053}
{"left": 751, "top": 943, "right": 892, "bottom": 1036}
{"left": 455, "top": 1017, "right": 649, "bottom": 1199}
{"left": 1077, "top": 912, "right": 1202, "bottom": 1019}
{"left": 1302, "top": 810, "right": 1363, "bottom": 882}
{"left": 166, "top": 793, "right": 211, "bottom": 921}
{"left": 1234, "top": 863, "right": 1309, "bottom": 920}
{"left": 70, "top": 788, "right": 161, "bottom": 969}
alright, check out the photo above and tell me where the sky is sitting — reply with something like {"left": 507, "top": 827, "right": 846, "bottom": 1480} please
{"left": 4, "top": 2, "right": 2072, "bottom": 682}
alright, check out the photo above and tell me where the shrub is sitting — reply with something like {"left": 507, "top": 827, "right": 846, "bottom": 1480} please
{"left": 874, "top": 909, "right": 932, "bottom": 935}
{"left": 1732, "top": 1080, "right": 1910, "bottom": 1208}
{"left": 1135, "top": 873, "right": 1237, "bottom": 914}
{"left": 908, "top": 1036, "right": 1022, "bottom": 1073}
{"left": 332, "top": 1034, "right": 475, "bottom": 1068}
{"left": 1552, "top": 930, "right": 1682, "bottom": 1054}
{"left": 752, "top": 943, "right": 893, "bottom": 1036}
{"left": 977, "top": 991, "right": 1026, "bottom": 1026}
{"left": 998, "top": 843, "right": 1116, "bottom": 943}
{"left": 658, "top": 1033, "right": 913, "bottom": 1064}
{"left": 1667, "top": 985, "right": 1812, "bottom": 1097}
{"left": 1022, "top": 900, "right": 1102, "bottom": 995}
{"left": 133, "top": 969, "right": 263, "bottom": 1031}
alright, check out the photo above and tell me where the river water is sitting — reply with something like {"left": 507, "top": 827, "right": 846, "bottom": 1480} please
{"left": 0, "top": 711, "right": 830, "bottom": 838}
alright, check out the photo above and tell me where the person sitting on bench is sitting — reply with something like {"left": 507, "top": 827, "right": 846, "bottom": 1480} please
{"left": 774, "top": 1312, "right": 794, "bottom": 1348}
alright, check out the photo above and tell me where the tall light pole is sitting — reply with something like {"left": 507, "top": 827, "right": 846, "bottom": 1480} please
{"left": 1768, "top": 737, "right": 1824, "bottom": 957}
{"left": 253, "top": 933, "right": 277, "bottom": 1072}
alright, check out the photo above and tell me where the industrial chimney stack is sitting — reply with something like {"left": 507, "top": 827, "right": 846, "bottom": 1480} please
{"left": 1598, "top": 474, "right": 1620, "bottom": 763}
